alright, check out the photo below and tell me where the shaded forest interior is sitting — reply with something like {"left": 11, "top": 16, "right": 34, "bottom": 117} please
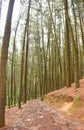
{"left": 0, "top": 0, "right": 84, "bottom": 127}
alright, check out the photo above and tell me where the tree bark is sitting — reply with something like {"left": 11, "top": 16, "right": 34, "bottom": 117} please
{"left": 24, "top": 0, "right": 31, "bottom": 103}
{"left": 0, "top": 0, "right": 15, "bottom": 127}
{"left": 19, "top": 0, "right": 31, "bottom": 107}
{"left": 64, "top": 0, "right": 80, "bottom": 88}
{"left": 64, "top": 0, "right": 71, "bottom": 87}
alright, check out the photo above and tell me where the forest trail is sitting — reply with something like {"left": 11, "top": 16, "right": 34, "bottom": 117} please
{"left": 2, "top": 99, "right": 84, "bottom": 130}
{"left": 60, "top": 102, "right": 73, "bottom": 114}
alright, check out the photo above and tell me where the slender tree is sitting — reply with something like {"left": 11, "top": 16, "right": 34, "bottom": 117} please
{"left": 0, "top": 0, "right": 15, "bottom": 127}
{"left": 19, "top": 0, "right": 31, "bottom": 108}
{"left": 10, "top": 18, "right": 20, "bottom": 106}
{"left": 24, "top": 0, "right": 31, "bottom": 103}
{"left": 64, "top": 0, "right": 80, "bottom": 88}
{"left": 64, "top": 0, "right": 71, "bottom": 87}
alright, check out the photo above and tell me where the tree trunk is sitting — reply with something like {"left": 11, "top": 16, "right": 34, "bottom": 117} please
{"left": 64, "top": 0, "right": 71, "bottom": 87}
{"left": 0, "top": 0, "right": 15, "bottom": 127}
{"left": 64, "top": 0, "right": 80, "bottom": 88}
{"left": 19, "top": 0, "right": 31, "bottom": 108}
{"left": 24, "top": 0, "right": 31, "bottom": 103}
{"left": 10, "top": 18, "right": 20, "bottom": 106}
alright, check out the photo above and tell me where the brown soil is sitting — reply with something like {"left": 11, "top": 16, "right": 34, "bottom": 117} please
{"left": 1, "top": 99, "right": 84, "bottom": 130}
{"left": 44, "top": 78, "right": 84, "bottom": 122}
{"left": 1, "top": 79, "right": 84, "bottom": 130}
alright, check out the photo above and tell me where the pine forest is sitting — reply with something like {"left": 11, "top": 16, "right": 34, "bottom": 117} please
{"left": 0, "top": 0, "right": 84, "bottom": 128}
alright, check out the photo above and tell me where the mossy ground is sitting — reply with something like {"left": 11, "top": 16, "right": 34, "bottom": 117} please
{"left": 44, "top": 95, "right": 66, "bottom": 107}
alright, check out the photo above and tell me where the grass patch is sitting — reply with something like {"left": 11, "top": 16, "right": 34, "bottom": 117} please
{"left": 44, "top": 97, "right": 50, "bottom": 103}
{"left": 44, "top": 95, "right": 66, "bottom": 107}
{"left": 69, "top": 94, "right": 80, "bottom": 114}
{"left": 52, "top": 95, "right": 66, "bottom": 107}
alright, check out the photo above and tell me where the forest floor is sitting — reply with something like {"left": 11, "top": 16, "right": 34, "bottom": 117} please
{"left": 44, "top": 78, "right": 84, "bottom": 122}
{"left": 1, "top": 79, "right": 84, "bottom": 130}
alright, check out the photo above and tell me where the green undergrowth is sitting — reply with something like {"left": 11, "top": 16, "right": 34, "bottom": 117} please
{"left": 44, "top": 95, "right": 66, "bottom": 107}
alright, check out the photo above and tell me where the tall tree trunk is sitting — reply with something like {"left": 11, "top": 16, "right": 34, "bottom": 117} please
{"left": 10, "top": 19, "right": 19, "bottom": 106}
{"left": 19, "top": 0, "right": 31, "bottom": 108}
{"left": 24, "top": 0, "right": 31, "bottom": 103}
{"left": 64, "top": 0, "right": 71, "bottom": 87}
{"left": 47, "top": 0, "right": 62, "bottom": 90}
{"left": 64, "top": 0, "right": 80, "bottom": 88}
{"left": 18, "top": 29, "right": 26, "bottom": 108}
{"left": 14, "top": 65, "right": 16, "bottom": 106}
{"left": 78, "top": 7, "right": 84, "bottom": 77}
{"left": 0, "top": 0, "right": 15, "bottom": 127}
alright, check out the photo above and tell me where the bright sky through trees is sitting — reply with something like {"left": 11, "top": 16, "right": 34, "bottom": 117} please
{"left": 0, "top": 0, "right": 20, "bottom": 38}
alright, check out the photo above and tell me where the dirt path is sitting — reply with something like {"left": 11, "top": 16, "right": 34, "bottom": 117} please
{"left": 60, "top": 102, "right": 73, "bottom": 114}
{"left": 1, "top": 99, "right": 84, "bottom": 130}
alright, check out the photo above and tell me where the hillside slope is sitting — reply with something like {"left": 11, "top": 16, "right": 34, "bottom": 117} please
{"left": 44, "top": 79, "right": 84, "bottom": 122}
